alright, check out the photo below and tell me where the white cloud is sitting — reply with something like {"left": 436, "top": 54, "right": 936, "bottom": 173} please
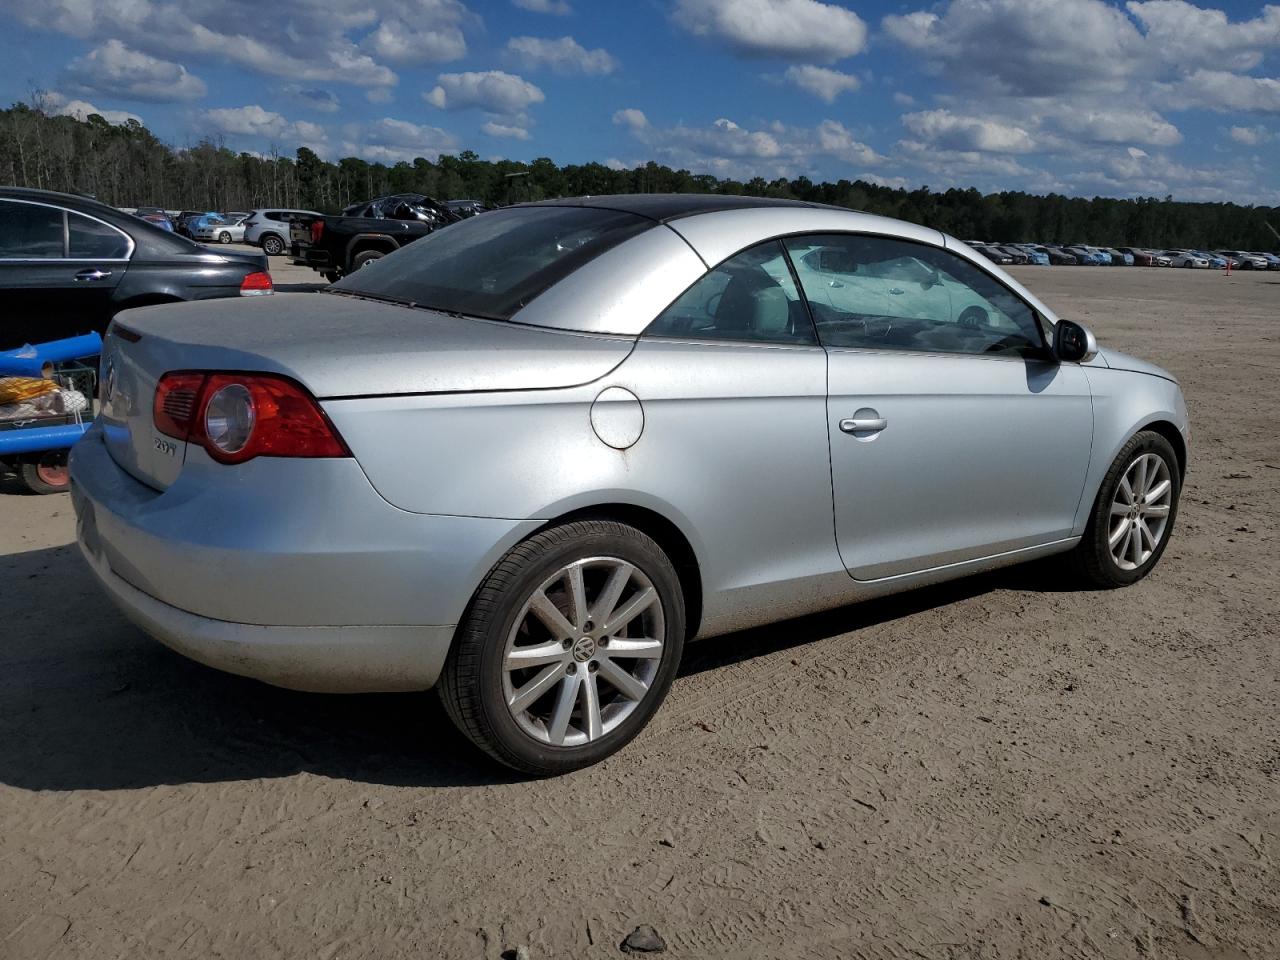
{"left": 203, "top": 105, "right": 328, "bottom": 150}
{"left": 883, "top": 0, "right": 1142, "bottom": 96}
{"left": 1229, "top": 124, "right": 1274, "bottom": 145}
{"left": 784, "top": 65, "right": 859, "bottom": 102}
{"left": 814, "top": 120, "right": 882, "bottom": 164}
{"left": 902, "top": 109, "right": 1037, "bottom": 153}
{"left": 605, "top": 157, "right": 630, "bottom": 171}
{"left": 1171, "top": 69, "right": 1280, "bottom": 113}
{"left": 892, "top": 91, "right": 915, "bottom": 107}
{"left": 481, "top": 120, "right": 531, "bottom": 139}
{"left": 424, "top": 71, "right": 545, "bottom": 114}
{"left": 64, "top": 40, "right": 205, "bottom": 102}
{"left": 0, "top": 0, "right": 453, "bottom": 89}
{"left": 1126, "top": 0, "right": 1280, "bottom": 73}
{"left": 513, "top": 0, "right": 571, "bottom": 12}
{"left": 896, "top": 138, "right": 1034, "bottom": 181}
{"left": 362, "top": 1, "right": 470, "bottom": 65}
{"left": 617, "top": 114, "right": 883, "bottom": 179}
{"left": 859, "top": 173, "right": 912, "bottom": 189}
{"left": 1055, "top": 107, "right": 1181, "bottom": 146}
{"left": 673, "top": 0, "right": 868, "bottom": 63}
{"left": 505, "top": 35, "right": 618, "bottom": 74}
{"left": 341, "top": 117, "right": 460, "bottom": 162}
{"left": 612, "top": 108, "right": 649, "bottom": 130}
{"left": 38, "top": 91, "right": 141, "bottom": 125}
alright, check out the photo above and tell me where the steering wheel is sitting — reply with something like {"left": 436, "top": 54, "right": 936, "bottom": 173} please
{"left": 703, "top": 291, "right": 724, "bottom": 318}
{"left": 958, "top": 306, "right": 989, "bottom": 329}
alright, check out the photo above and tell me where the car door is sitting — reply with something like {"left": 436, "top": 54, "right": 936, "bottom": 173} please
{"left": 632, "top": 240, "right": 835, "bottom": 625}
{"left": 784, "top": 233, "right": 1094, "bottom": 581}
{"left": 0, "top": 198, "right": 129, "bottom": 348}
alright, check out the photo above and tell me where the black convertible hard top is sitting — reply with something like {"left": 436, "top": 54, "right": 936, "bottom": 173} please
{"left": 516, "top": 193, "right": 827, "bottom": 223}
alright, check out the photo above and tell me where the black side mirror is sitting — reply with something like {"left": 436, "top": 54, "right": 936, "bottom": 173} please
{"left": 1053, "top": 319, "right": 1098, "bottom": 363}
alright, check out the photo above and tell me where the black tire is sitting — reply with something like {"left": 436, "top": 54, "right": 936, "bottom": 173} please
{"left": 350, "top": 249, "right": 384, "bottom": 271}
{"left": 218, "top": 231, "right": 232, "bottom": 244}
{"left": 440, "top": 520, "right": 686, "bottom": 775}
{"left": 261, "top": 234, "right": 284, "bottom": 256}
{"left": 19, "top": 452, "right": 70, "bottom": 494}
{"left": 1067, "top": 430, "right": 1181, "bottom": 588}
{"left": 323, "top": 271, "right": 341, "bottom": 283}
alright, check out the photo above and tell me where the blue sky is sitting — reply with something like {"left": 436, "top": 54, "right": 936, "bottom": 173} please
{"left": 1, "top": 0, "right": 1278, "bottom": 204}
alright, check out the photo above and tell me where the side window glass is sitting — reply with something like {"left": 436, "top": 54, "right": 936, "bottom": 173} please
{"left": 68, "top": 213, "right": 131, "bottom": 259}
{"left": 645, "top": 241, "right": 815, "bottom": 345}
{"left": 0, "top": 201, "right": 65, "bottom": 258}
{"left": 784, "top": 234, "right": 1044, "bottom": 358}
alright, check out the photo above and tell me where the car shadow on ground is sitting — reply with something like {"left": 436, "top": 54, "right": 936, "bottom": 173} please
{"left": 0, "top": 541, "right": 1087, "bottom": 793}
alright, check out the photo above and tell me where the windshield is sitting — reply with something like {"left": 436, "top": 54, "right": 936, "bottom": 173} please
{"left": 332, "top": 205, "right": 652, "bottom": 321}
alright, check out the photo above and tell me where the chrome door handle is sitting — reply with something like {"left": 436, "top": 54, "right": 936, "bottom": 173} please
{"left": 74, "top": 269, "right": 112, "bottom": 282}
{"left": 840, "top": 417, "right": 887, "bottom": 434}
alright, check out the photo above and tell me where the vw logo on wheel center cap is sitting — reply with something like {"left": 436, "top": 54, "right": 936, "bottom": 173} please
{"left": 572, "top": 637, "right": 597, "bottom": 662}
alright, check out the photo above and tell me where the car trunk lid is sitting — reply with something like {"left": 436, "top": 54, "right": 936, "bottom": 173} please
{"left": 98, "top": 293, "right": 635, "bottom": 490}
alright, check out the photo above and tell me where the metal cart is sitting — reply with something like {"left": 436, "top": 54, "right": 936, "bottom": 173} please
{"left": 0, "top": 334, "right": 102, "bottom": 494}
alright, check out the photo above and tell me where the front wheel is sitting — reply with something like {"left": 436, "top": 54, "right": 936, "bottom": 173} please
{"left": 218, "top": 231, "right": 232, "bottom": 244}
{"left": 261, "top": 234, "right": 284, "bottom": 256}
{"left": 440, "top": 520, "right": 685, "bottom": 775}
{"left": 1067, "top": 431, "right": 1181, "bottom": 588}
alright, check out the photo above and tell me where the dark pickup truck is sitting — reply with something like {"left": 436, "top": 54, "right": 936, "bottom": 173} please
{"left": 290, "top": 194, "right": 463, "bottom": 281}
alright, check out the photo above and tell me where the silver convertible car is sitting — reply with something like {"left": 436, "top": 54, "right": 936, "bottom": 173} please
{"left": 70, "top": 195, "right": 1189, "bottom": 774}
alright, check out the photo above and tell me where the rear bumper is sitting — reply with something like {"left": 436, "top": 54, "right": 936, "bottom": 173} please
{"left": 79, "top": 538, "right": 454, "bottom": 692}
{"left": 289, "top": 242, "right": 331, "bottom": 269}
{"left": 69, "top": 427, "right": 539, "bottom": 692}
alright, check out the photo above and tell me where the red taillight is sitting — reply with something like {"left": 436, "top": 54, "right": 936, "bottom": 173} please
{"left": 153, "top": 371, "right": 349, "bottom": 464}
{"left": 153, "top": 371, "right": 206, "bottom": 440}
{"left": 240, "top": 271, "right": 273, "bottom": 296}
{"left": 310, "top": 219, "right": 324, "bottom": 244}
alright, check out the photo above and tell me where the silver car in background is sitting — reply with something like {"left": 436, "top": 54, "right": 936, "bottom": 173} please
{"left": 71, "top": 195, "right": 1189, "bottom": 774}
{"left": 190, "top": 214, "right": 247, "bottom": 245}
{"left": 242, "top": 208, "right": 323, "bottom": 256}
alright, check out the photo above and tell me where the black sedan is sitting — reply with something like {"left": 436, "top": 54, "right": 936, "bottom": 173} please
{"left": 972, "top": 244, "right": 1014, "bottom": 265}
{"left": 0, "top": 188, "right": 271, "bottom": 349}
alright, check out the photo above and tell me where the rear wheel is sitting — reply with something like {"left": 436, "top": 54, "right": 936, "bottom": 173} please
{"left": 351, "top": 249, "right": 384, "bottom": 271}
{"left": 261, "top": 234, "right": 284, "bottom": 256}
{"left": 440, "top": 520, "right": 685, "bottom": 775}
{"left": 218, "top": 231, "right": 232, "bottom": 244}
{"left": 1067, "top": 431, "right": 1180, "bottom": 588}
{"left": 19, "top": 452, "right": 70, "bottom": 494}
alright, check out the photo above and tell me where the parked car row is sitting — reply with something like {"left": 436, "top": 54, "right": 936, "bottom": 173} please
{"left": 966, "top": 240, "right": 1280, "bottom": 269}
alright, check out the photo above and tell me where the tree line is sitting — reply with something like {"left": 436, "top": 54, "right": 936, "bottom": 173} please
{"left": 3, "top": 100, "right": 1278, "bottom": 251}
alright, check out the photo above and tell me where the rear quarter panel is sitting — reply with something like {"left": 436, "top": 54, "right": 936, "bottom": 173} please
{"left": 322, "top": 338, "right": 844, "bottom": 638}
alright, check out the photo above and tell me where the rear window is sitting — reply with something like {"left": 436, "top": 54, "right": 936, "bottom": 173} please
{"left": 332, "top": 206, "right": 652, "bottom": 321}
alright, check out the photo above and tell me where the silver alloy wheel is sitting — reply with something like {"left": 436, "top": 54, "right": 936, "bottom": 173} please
{"left": 1108, "top": 452, "right": 1173, "bottom": 571}
{"left": 502, "top": 556, "right": 665, "bottom": 747}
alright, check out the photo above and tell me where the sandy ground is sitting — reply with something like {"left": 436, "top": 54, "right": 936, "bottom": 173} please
{"left": 2, "top": 263, "right": 1277, "bottom": 960}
